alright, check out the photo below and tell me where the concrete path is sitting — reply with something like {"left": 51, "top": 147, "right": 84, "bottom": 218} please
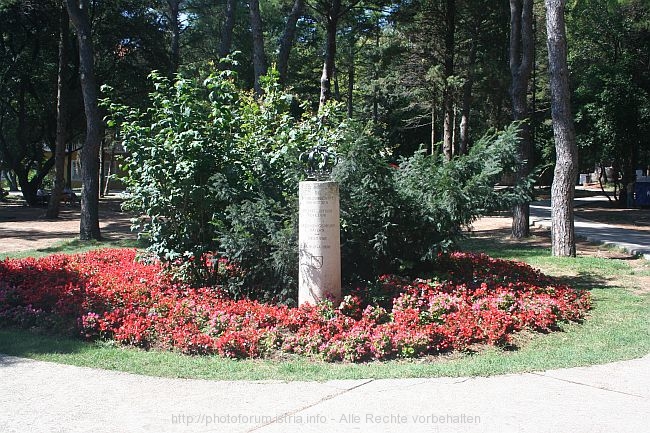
{"left": 1, "top": 353, "right": 648, "bottom": 433}
{"left": 530, "top": 197, "right": 650, "bottom": 259}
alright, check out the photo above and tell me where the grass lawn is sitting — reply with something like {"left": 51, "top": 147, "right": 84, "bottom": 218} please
{"left": 1, "top": 234, "right": 649, "bottom": 381}
{"left": 2, "top": 238, "right": 146, "bottom": 260}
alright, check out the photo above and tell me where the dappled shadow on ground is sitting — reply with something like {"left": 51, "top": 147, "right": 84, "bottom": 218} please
{"left": 0, "top": 329, "right": 90, "bottom": 363}
{"left": 535, "top": 185, "right": 624, "bottom": 200}
{"left": 0, "top": 198, "right": 128, "bottom": 223}
{"left": 0, "top": 196, "right": 136, "bottom": 254}
{"left": 552, "top": 272, "right": 611, "bottom": 291}
{"left": 463, "top": 224, "right": 646, "bottom": 294}
{"left": 0, "top": 221, "right": 133, "bottom": 239}
{"left": 575, "top": 207, "right": 650, "bottom": 230}
{"left": 466, "top": 225, "right": 638, "bottom": 260}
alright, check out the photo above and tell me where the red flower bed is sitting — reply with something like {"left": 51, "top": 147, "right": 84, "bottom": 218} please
{"left": 0, "top": 249, "right": 591, "bottom": 361}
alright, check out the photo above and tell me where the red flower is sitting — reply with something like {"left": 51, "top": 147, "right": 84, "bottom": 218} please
{"left": 0, "top": 249, "right": 591, "bottom": 361}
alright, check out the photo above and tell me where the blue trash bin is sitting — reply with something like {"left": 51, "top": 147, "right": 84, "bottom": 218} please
{"left": 635, "top": 182, "right": 650, "bottom": 206}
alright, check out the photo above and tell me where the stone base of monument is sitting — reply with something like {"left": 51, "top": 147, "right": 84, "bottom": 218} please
{"left": 298, "top": 181, "right": 341, "bottom": 306}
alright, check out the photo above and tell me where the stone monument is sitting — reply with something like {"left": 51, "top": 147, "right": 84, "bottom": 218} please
{"left": 298, "top": 147, "right": 341, "bottom": 306}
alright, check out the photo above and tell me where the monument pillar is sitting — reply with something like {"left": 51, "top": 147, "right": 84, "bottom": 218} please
{"left": 298, "top": 181, "right": 341, "bottom": 305}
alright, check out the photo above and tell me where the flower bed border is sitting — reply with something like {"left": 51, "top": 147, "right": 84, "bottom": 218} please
{"left": 0, "top": 249, "right": 591, "bottom": 362}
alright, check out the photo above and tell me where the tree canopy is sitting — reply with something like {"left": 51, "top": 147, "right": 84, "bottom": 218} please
{"left": 1, "top": 0, "right": 647, "bottom": 250}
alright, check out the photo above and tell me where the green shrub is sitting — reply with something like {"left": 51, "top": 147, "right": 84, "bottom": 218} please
{"left": 103, "top": 69, "right": 344, "bottom": 298}
{"left": 334, "top": 123, "right": 528, "bottom": 281}
{"left": 104, "top": 68, "right": 528, "bottom": 302}
{"left": 396, "top": 124, "right": 531, "bottom": 250}
{"left": 332, "top": 127, "right": 422, "bottom": 279}
{"left": 215, "top": 196, "right": 299, "bottom": 302}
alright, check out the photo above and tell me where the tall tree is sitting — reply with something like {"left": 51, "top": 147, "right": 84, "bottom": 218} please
{"left": 384, "top": 0, "right": 510, "bottom": 157}
{"left": 46, "top": 3, "right": 71, "bottom": 219}
{"left": 0, "top": 0, "right": 59, "bottom": 206}
{"left": 458, "top": 37, "right": 476, "bottom": 156}
{"left": 545, "top": 0, "right": 577, "bottom": 256}
{"left": 65, "top": 0, "right": 102, "bottom": 240}
{"left": 569, "top": 0, "right": 649, "bottom": 207}
{"left": 249, "top": 0, "right": 267, "bottom": 94}
{"left": 312, "top": 0, "right": 365, "bottom": 110}
{"left": 278, "top": 0, "right": 305, "bottom": 85}
{"left": 509, "top": 0, "right": 534, "bottom": 238}
{"left": 167, "top": 0, "right": 182, "bottom": 74}
{"left": 317, "top": 0, "right": 343, "bottom": 110}
{"left": 442, "top": 0, "right": 455, "bottom": 160}
{"left": 219, "top": 0, "right": 237, "bottom": 58}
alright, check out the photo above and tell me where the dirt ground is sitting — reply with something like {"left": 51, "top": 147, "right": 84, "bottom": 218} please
{"left": 1, "top": 192, "right": 649, "bottom": 259}
{"left": 0, "top": 195, "right": 135, "bottom": 254}
{"left": 467, "top": 216, "right": 638, "bottom": 259}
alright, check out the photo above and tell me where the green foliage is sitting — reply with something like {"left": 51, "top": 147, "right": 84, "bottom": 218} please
{"left": 216, "top": 196, "right": 299, "bottom": 302}
{"left": 102, "top": 68, "right": 342, "bottom": 298}
{"left": 568, "top": 0, "right": 650, "bottom": 185}
{"left": 104, "top": 71, "right": 242, "bottom": 267}
{"left": 396, "top": 123, "right": 530, "bottom": 241}
{"left": 0, "top": 1, "right": 60, "bottom": 203}
{"left": 334, "top": 122, "right": 527, "bottom": 280}
{"left": 333, "top": 127, "right": 415, "bottom": 278}
{"left": 104, "top": 68, "right": 526, "bottom": 301}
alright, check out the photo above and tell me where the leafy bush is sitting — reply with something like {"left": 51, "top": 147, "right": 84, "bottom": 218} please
{"left": 104, "top": 68, "right": 528, "bottom": 301}
{"left": 103, "top": 70, "right": 344, "bottom": 298}
{"left": 334, "top": 123, "right": 529, "bottom": 281}
{"left": 332, "top": 127, "right": 422, "bottom": 280}
{"left": 215, "top": 196, "right": 298, "bottom": 302}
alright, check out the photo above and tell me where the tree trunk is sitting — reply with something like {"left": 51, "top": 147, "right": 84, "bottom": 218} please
{"left": 167, "top": 0, "right": 181, "bottom": 74}
{"left": 277, "top": 0, "right": 304, "bottom": 85}
{"left": 545, "top": 0, "right": 578, "bottom": 257}
{"left": 219, "top": 0, "right": 236, "bottom": 59}
{"left": 0, "top": 77, "right": 52, "bottom": 206}
{"left": 442, "top": 0, "right": 455, "bottom": 161}
{"left": 104, "top": 144, "right": 115, "bottom": 196}
{"left": 510, "top": 0, "right": 534, "bottom": 239}
{"left": 249, "top": 0, "right": 267, "bottom": 95}
{"left": 334, "top": 67, "right": 340, "bottom": 100}
{"left": 431, "top": 101, "right": 436, "bottom": 155}
{"left": 458, "top": 40, "right": 476, "bottom": 156}
{"left": 46, "top": 4, "right": 71, "bottom": 219}
{"left": 452, "top": 104, "right": 458, "bottom": 155}
{"left": 65, "top": 0, "right": 102, "bottom": 241}
{"left": 15, "top": 167, "right": 37, "bottom": 206}
{"left": 319, "top": 0, "right": 341, "bottom": 111}
{"left": 16, "top": 159, "right": 55, "bottom": 207}
{"left": 372, "top": 24, "right": 380, "bottom": 123}
{"left": 16, "top": 81, "right": 35, "bottom": 205}
{"left": 99, "top": 138, "right": 105, "bottom": 198}
{"left": 66, "top": 142, "right": 73, "bottom": 189}
{"left": 347, "top": 41, "right": 354, "bottom": 118}
{"left": 6, "top": 172, "right": 18, "bottom": 191}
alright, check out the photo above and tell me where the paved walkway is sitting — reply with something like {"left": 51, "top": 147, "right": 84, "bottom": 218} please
{"left": 530, "top": 196, "right": 650, "bottom": 259}
{"left": 1, "top": 354, "right": 649, "bottom": 433}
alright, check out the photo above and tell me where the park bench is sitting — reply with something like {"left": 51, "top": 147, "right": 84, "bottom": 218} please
{"left": 36, "top": 190, "right": 77, "bottom": 206}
